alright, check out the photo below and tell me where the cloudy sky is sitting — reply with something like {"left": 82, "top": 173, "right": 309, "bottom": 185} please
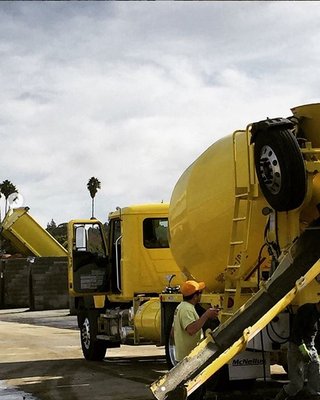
{"left": 1, "top": 1, "right": 320, "bottom": 227}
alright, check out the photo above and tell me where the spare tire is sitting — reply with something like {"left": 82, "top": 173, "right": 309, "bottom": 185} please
{"left": 254, "top": 129, "right": 306, "bottom": 211}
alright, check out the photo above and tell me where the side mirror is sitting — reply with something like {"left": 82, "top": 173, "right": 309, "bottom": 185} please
{"left": 75, "top": 226, "right": 87, "bottom": 251}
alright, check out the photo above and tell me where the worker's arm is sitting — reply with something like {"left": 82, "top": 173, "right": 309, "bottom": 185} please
{"left": 186, "top": 308, "right": 219, "bottom": 336}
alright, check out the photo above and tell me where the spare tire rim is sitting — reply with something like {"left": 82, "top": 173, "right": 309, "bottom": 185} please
{"left": 81, "top": 318, "right": 91, "bottom": 350}
{"left": 258, "top": 145, "right": 281, "bottom": 195}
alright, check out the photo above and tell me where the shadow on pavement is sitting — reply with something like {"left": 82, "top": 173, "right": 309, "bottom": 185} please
{"left": 0, "top": 356, "right": 168, "bottom": 400}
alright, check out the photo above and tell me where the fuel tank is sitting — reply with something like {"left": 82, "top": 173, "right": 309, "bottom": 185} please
{"left": 134, "top": 298, "right": 161, "bottom": 342}
{"left": 169, "top": 133, "right": 269, "bottom": 292}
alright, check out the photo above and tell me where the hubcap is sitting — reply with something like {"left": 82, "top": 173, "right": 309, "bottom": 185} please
{"left": 81, "top": 318, "right": 91, "bottom": 350}
{"left": 258, "top": 145, "right": 281, "bottom": 194}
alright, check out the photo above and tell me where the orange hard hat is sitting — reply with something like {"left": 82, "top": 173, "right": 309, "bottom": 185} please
{"left": 180, "top": 280, "right": 205, "bottom": 296}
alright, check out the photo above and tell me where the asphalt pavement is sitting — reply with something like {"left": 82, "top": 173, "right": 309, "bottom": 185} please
{"left": 0, "top": 382, "right": 36, "bottom": 400}
{"left": 0, "top": 309, "right": 289, "bottom": 400}
{"left": 0, "top": 308, "right": 77, "bottom": 400}
{"left": 0, "top": 308, "right": 77, "bottom": 330}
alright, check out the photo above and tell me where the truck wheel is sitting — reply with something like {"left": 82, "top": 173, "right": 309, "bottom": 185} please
{"left": 254, "top": 129, "right": 306, "bottom": 211}
{"left": 80, "top": 310, "right": 107, "bottom": 361}
{"left": 165, "top": 331, "right": 178, "bottom": 369}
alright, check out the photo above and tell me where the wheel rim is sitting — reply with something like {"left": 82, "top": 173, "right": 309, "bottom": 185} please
{"left": 258, "top": 145, "right": 282, "bottom": 195}
{"left": 168, "top": 336, "right": 178, "bottom": 367}
{"left": 81, "top": 317, "right": 91, "bottom": 350}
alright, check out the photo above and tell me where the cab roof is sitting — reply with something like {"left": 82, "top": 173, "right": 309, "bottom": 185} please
{"left": 108, "top": 203, "right": 169, "bottom": 218}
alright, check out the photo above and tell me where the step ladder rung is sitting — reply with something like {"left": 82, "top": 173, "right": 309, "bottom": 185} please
{"left": 230, "top": 241, "right": 244, "bottom": 245}
{"left": 235, "top": 192, "right": 249, "bottom": 198}
{"left": 221, "top": 312, "right": 233, "bottom": 317}
{"left": 221, "top": 131, "right": 254, "bottom": 324}
{"left": 233, "top": 217, "right": 246, "bottom": 222}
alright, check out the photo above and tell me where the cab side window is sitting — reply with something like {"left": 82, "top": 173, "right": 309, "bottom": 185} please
{"left": 143, "top": 218, "right": 169, "bottom": 248}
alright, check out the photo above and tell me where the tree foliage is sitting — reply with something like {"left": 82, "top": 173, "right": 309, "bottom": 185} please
{"left": 87, "top": 177, "right": 101, "bottom": 219}
{"left": 0, "top": 180, "right": 17, "bottom": 199}
{"left": 46, "top": 220, "right": 68, "bottom": 249}
{"left": 46, "top": 219, "right": 57, "bottom": 233}
{"left": 87, "top": 177, "right": 101, "bottom": 198}
{"left": 0, "top": 179, "right": 18, "bottom": 215}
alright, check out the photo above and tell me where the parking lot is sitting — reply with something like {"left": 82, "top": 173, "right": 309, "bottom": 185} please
{"left": 0, "top": 309, "right": 287, "bottom": 400}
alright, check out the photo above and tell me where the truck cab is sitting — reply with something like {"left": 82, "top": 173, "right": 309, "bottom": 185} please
{"left": 68, "top": 203, "right": 184, "bottom": 360}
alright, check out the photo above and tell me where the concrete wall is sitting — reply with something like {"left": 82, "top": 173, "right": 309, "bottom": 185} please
{"left": 0, "top": 257, "right": 69, "bottom": 310}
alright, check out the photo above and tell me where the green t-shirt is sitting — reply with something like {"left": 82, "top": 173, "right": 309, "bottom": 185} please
{"left": 173, "top": 301, "right": 203, "bottom": 361}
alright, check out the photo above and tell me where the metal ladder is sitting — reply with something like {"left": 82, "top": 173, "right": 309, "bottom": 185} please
{"left": 221, "top": 128, "right": 259, "bottom": 322}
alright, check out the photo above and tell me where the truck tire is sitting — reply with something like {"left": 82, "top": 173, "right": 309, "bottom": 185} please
{"left": 165, "top": 329, "right": 178, "bottom": 369}
{"left": 80, "top": 310, "right": 107, "bottom": 361}
{"left": 162, "top": 303, "right": 178, "bottom": 369}
{"left": 254, "top": 128, "right": 306, "bottom": 211}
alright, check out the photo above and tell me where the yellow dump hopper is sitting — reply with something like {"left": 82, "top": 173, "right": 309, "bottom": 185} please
{"left": 0, "top": 207, "right": 67, "bottom": 257}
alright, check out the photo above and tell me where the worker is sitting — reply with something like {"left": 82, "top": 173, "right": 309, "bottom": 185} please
{"left": 173, "top": 280, "right": 220, "bottom": 400}
{"left": 274, "top": 301, "right": 320, "bottom": 400}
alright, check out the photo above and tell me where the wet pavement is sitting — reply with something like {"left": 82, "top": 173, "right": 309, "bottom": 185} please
{"left": 0, "top": 381, "right": 36, "bottom": 399}
{"left": 0, "top": 308, "right": 289, "bottom": 400}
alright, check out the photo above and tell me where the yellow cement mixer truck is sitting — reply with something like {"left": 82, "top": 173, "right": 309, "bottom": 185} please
{"left": 150, "top": 103, "right": 320, "bottom": 399}
{"left": 68, "top": 103, "right": 320, "bottom": 396}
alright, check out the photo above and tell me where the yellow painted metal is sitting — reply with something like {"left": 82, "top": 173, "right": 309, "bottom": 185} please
{"left": 311, "top": 172, "right": 320, "bottom": 205}
{"left": 168, "top": 104, "right": 320, "bottom": 295}
{"left": 169, "top": 132, "right": 268, "bottom": 293}
{"left": 185, "top": 330, "right": 249, "bottom": 396}
{"left": 94, "top": 295, "right": 106, "bottom": 309}
{"left": 134, "top": 298, "right": 161, "bottom": 342}
{"left": 108, "top": 203, "right": 174, "bottom": 218}
{"left": 220, "top": 128, "right": 260, "bottom": 320}
{"left": 160, "top": 293, "right": 222, "bottom": 308}
{"left": 291, "top": 103, "right": 320, "bottom": 147}
{"left": 67, "top": 204, "right": 185, "bottom": 300}
{"left": 111, "top": 203, "right": 185, "bottom": 299}
{"left": 276, "top": 211, "right": 301, "bottom": 251}
{"left": 1, "top": 207, "right": 67, "bottom": 257}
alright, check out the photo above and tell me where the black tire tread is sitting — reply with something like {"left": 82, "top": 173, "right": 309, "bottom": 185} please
{"left": 254, "top": 129, "right": 306, "bottom": 211}
{"left": 80, "top": 309, "right": 107, "bottom": 361}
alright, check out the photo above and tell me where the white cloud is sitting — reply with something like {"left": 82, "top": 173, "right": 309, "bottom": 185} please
{"left": 1, "top": 2, "right": 320, "bottom": 226}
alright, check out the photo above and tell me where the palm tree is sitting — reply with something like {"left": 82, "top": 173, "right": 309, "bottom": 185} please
{"left": 87, "top": 177, "right": 101, "bottom": 219}
{"left": 0, "top": 180, "right": 18, "bottom": 215}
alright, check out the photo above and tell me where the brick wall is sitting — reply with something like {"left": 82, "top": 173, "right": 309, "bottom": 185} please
{"left": 0, "top": 257, "right": 69, "bottom": 310}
